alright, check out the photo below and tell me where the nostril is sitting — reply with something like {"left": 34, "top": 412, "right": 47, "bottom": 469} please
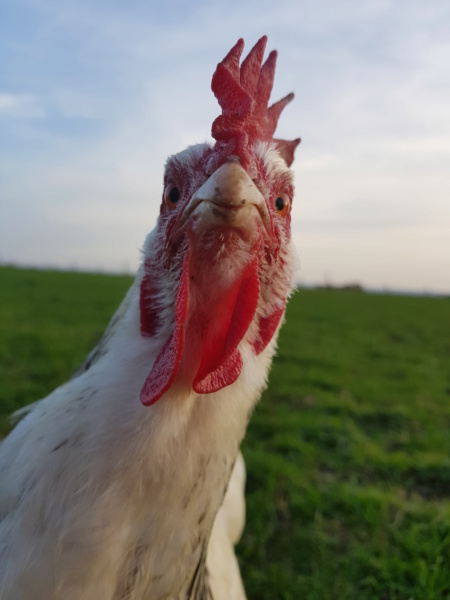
{"left": 225, "top": 155, "right": 241, "bottom": 164}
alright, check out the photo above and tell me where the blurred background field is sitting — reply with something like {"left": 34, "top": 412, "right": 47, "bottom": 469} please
{"left": 1, "top": 265, "right": 449, "bottom": 599}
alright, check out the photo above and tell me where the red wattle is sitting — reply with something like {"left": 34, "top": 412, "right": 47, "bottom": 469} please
{"left": 139, "top": 247, "right": 282, "bottom": 403}
{"left": 140, "top": 253, "right": 190, "bottom": 406}
{"left": 193, "top": 256, "right": 260, "bottom": 393}
{"left": 253, "top": 303, "right": 286, "bottom": 355}
{"left": 193, "top": 349, "right": 243, "bottom": 394}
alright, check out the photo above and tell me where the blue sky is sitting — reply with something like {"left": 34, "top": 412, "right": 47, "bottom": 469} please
{"left": 1, "top": 0, "right": 449, "bottom": 292}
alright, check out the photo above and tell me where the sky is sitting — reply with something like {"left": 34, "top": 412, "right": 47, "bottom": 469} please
{"left": 1, "top": 0, "right": 449, "bottom": 294}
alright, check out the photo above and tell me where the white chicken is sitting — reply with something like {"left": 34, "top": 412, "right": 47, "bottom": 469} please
{"left": 0, "top": 36, "right": 300, "bottom": 599}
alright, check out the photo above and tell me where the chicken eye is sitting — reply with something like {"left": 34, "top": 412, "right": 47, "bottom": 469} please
{"left": 274, "top": 193, "right": 290, "bottom": 218}
{"left": 164, "top": 184, "right": 181, "bottom": 210}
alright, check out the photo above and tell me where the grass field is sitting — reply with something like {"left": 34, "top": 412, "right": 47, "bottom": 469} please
{"left": 1, "top": 265, "right": 449, "bottom": 599}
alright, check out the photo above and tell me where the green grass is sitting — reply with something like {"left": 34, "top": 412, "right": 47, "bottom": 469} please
{"left": 1, "top": 266, "right": 450, "bottom": 598}
{"left": 0, "top": 267, "right": 133, "bottom": 431}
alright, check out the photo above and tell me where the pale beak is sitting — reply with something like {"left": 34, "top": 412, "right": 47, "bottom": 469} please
{"left": 178, "top": 162, "right": 273, "bottom": 243}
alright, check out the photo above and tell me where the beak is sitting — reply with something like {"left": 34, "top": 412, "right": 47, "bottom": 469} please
{"left": 177, "top": 162, "right": 273, "bottom": 243}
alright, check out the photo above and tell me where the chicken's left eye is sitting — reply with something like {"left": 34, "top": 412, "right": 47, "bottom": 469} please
{"left": 164, "top": 185, "right": 181, "bottom": 210}
{"left": 274, "top": 193, "right": 290, "bottom": 218}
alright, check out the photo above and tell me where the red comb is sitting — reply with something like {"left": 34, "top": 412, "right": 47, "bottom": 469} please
{"left": 211, "top": 36, "right": 297, "bottom": 166}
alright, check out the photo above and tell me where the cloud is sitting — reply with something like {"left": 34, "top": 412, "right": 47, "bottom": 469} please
{"left": 0, "top": 93, "right": 45, "bottom": 118}
{"left": 1, "top": 0, "right": 450, "bottom": 292}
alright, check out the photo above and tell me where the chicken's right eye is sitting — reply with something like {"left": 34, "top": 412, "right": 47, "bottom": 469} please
{"left": 164, "top": 185, "right": 180, "bottom": 210}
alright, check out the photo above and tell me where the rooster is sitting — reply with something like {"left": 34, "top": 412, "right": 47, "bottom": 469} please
{"left": 0, "top": 36, "right": 300, "bottom": 599}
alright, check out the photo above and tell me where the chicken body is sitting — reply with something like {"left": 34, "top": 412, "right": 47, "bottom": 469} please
{"left": 0, "top": 278, "right": 262, "bottom": 599}
{"left": 0, "top": 37, "right": 299, "bottom": 599}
